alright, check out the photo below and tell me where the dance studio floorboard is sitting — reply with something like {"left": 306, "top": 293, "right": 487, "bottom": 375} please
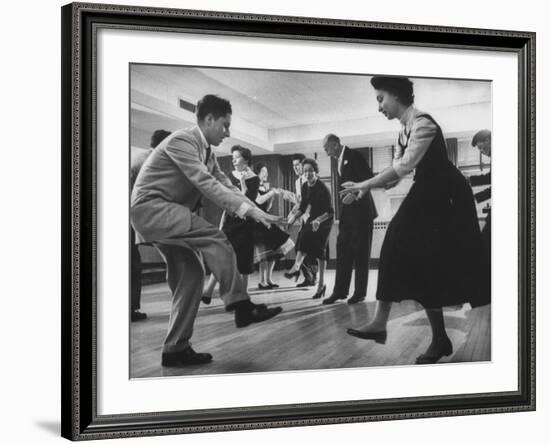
{"left": 130, "top": 270, "right": 491, "bottom": 378}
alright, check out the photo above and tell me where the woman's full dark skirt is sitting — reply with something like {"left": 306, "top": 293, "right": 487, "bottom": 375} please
{"left": 376, "top": 167, "right": 490, "bottom": 309}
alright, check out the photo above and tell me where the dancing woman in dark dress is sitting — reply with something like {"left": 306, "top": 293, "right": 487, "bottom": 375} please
{"left": 221, "top": 146, "right": 260, "bottom": 290}
{"left": 221, "top": 146, "right": 293, "bottom": 292}
{"left": 341, "top": 77, "right": 489, "bottom": 364}
{"left": 285, "top": 158, "right": 334, "bottom": 299}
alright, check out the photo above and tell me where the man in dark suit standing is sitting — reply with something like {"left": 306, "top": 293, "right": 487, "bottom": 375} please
{"left": 321, "top": 134, "right": 377, "bottom": 304}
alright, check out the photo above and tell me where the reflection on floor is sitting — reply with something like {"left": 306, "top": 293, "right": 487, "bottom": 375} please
{"left": 130, "top": 270, "right": 491, "bottom": 378}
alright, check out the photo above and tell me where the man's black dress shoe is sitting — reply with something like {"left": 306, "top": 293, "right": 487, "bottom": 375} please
{"left": 346, "top": 328, "right": 387, "bottom": 344}
{"left": 234, "top": 302, "right": 282, "bottom": 328}
{"left": 322, "top": 294, "right": 347, "bottom": 305}
{"left": 161, "top": 346, "right": 213, "bottom": 366}
{"left": 296, "top": 279, "right": 315, "bottom": 288}
{"left": 131, "top": 310, "right": 147, "bottom": 322}
{"left": 347, "top": 295, "right": 366, "bottom": 305}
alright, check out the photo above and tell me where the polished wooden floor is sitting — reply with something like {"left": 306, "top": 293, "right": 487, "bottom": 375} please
{"left": 130, "top": 270, "right": 491, "bottom": 378}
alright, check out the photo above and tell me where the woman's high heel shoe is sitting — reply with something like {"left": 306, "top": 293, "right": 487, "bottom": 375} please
{"left": 312, "top": 285, "right": 326, "bottom": 299}
{"left": 346, "top": 328, "right": 387, "bottom": 344}
{"left": 284, "top": 270, "right": 301, "bottom": 281}
{"left": 258, "top": 283, "right": 272, "bottom": 290}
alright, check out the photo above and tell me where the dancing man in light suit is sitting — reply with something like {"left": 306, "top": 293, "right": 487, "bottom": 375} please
{"left": 131, "top": 94, "right": 282, "bottom": 367}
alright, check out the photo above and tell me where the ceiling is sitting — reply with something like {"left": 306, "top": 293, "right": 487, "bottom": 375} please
{"left": 131, "top": 64, "right": 492, "bottom": 154}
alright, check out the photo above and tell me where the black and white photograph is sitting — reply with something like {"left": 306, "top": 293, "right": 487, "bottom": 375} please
{"left": 129, "top": 65, "right": 492, "bottom": 378}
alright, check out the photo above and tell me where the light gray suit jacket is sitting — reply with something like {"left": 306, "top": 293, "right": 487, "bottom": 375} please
{"left": 130, "top": 126, "right": 253, "bottom": 243}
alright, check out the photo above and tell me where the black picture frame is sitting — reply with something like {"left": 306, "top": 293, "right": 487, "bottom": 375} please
{"left": 61, "top": 2, "right": 536, "bottom": 440}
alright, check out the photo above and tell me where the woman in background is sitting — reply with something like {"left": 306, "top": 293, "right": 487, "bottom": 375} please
{"left": 254, "top": 162, "right": 283, "bottom": 289}
{"left": 253, "top": 162, "right": 294, "bottom": 289}
{"left": 285, "top": 158, "right": 333, "bottom": 300}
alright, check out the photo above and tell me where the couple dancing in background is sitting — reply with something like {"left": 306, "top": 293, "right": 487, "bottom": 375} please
{"left": 214, "top": 145, "right": 294, "bottom": 294}
{"left": 283, "top": 141, "right": 377, "bottom": 305}
{"left": 201, "top": 146, "right": 298, "bottom": 303}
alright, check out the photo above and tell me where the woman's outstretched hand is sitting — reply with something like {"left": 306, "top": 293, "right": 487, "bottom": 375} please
{"left": 340, "top": 180, "right": 369, "bottom": 198}
{"left": 245, "top": 207, "right": 282, "bottom": 228}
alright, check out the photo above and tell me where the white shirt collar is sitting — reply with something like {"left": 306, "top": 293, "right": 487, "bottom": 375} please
{"left": 338, "top": 145, "right": 346, "bottom": 163}
{"left": 338, "top": 145, "right": 347, "bottom": 172}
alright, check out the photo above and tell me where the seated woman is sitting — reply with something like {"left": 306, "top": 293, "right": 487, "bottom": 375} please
{"left": 285, "top": 158, "right": 334, "bottom": 299}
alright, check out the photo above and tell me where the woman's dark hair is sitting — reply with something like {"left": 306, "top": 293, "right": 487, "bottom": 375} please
{"left": 231, "top": 145, "right": 252, "bottom": 166}
{"left": 253, "top": 162, "right": 268, "bottom": 175}
{"left": 370, "top": 76, "right": 414, "bottom": 106}
{"left": 302, "top": 158, "right": 319, "bottom": 174}
{"left": 196, "top": 94, "right": 232, "bottom": 121}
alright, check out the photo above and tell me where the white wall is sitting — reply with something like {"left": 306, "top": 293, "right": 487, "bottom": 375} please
{"left": 1, "top": 1, "right": 546, "bottom": 444}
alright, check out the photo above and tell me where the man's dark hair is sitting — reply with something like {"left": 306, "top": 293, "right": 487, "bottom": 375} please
{"left": 370, "top": 76, "right": 414, "bottom": 106}
{"left": 471, "top": 129, "right": 491, "bottom": 147}
{"left": 150, "top": 129, "right": 171, "bottom": 148}
{"left": 231, "top": 145, "right": 252, "bottom": 166}
{"left": 196, "top": 94, "right": 232, "bottom": 121}
{"left": 302, "top": 158, "right": 319, "bottom": 174}
{"left": 291, "top": 153, "right": 306, "bottom": 163}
